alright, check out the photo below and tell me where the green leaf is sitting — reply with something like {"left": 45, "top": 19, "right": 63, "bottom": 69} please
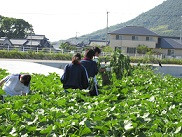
{"left": 79, "top": 126, "right": 91, "bottom": 136}
{"left": 40, "top": 125, "right": 52, "bottom": 134}
{"left": 26, "top": 126, "right": 37, "bottom": 132}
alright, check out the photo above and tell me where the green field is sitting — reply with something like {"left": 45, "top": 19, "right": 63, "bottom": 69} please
{"left": 1, "top": 65, "right": 182, "bottom": 136}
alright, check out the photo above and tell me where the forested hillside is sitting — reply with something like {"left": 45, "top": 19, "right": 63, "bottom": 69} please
{"left": 66, "top": 0, "right": 182, "bottom": 43}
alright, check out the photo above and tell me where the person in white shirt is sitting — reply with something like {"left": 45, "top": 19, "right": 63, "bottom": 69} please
{"left": 0, "top": 74, "right": 31, "bottom": 97}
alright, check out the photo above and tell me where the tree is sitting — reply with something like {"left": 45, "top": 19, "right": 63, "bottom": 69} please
{"left": 136, "top": 45, "right": 151, "bottom": 54}
{"left": 59, "top": 42, "right": 77, "bottom": 50}
{"left": 102, "top": 46, "right": 113, "bottom": 53}
{"left": 0, "top": 17, "right": 33, "bottom": 38}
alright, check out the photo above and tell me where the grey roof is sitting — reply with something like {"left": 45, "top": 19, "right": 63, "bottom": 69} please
{"left": 109, "top": 26, "right": 159, "bottom": 36}
{"left": 157, "top": 38, "right": 182, "bottom": 49}
{"left": 10, "top": 39, "right": 27, "bottom": 45}
{"left": 26, "top": 40, "right": 41, "bottom": 46}
{"left": 26, "top": 35, "right": 47, "bottom": 40}
{"left": 0, "top": 37, "right": 7, "bottom": 43}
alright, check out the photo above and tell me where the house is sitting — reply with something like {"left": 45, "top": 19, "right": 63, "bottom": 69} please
{"left": 154, "top": 36, "right": 182, "bottom": 57}
{"left": 0, "top": 37, "right": 12, "bottom": 49}
{"left": 108, "top": 26, "right": 159, "bottom": 54}
{"left": 26, "top": 34, "right": 51, "bottom": 48}
{"left": 89, "top": 39, "right": 109, "bottom": 47}
{"left": 10, "top": 39, "right": 27, "bottom": 47}
{"left": 109, "top": 26, "right": 182, "bottom": 57}
{"left": 9, "top": 34, "right": 52, "bottom": 49}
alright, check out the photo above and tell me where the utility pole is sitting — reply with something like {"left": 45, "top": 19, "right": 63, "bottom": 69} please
{"left": 106, "top": 11, "right": 109, "bottom": 46}
{"left": 180, "top": 16, "right": 182, "bottom": 44}
{"left": 76, "top": 32, "right": 78, "bottom": 39}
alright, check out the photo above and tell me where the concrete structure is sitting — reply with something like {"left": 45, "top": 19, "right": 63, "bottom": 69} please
{"left": 109, "top": 26, "right": 182, "bottom": 57}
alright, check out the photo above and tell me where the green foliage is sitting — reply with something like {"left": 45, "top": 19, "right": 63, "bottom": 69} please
{"left": 110, "top": 50, "right": 132, "bottom": 79}
{"left": 0, "top": 50, "right": 72, "bottom": 60}
{"left": 0, "top": 16, "right": 33, "bottom": 38}
{"left": 136, "top": 45, "right": 151, "bottom": 54}
{"left": 59, "top": 43, "right": 77, "bottom": 51}
{"left": 102, "top": 46, "right": 113, "bottom": 53}
{"left": 1, "top": 66, "right": 182, "bottom": 136}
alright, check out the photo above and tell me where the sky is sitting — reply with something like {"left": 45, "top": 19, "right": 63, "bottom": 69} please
{"left": 0, "top": 0, "right": 166, "bottom": 42}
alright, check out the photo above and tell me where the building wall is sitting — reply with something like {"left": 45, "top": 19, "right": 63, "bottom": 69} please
{"left": 152, "top": 48, "right": 182, "bottom": 57}
{"left": 109, "top": 34, "right": 158, "bottom": 52}
{"left": 90, "top": 41, "right": 107, "bottom": 46}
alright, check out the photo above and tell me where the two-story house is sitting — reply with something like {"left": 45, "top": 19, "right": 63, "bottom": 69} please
{"left": 9, "top": 34, "right": 52, "bottom": 50}
{"left": 108, "top": 26, "right": 159, "bottom": 54}
{"left": 26, "top": 35, "right": 51, "bottom": 48}
{"left": 109, "top": 26, "right": 182, "bottom": 57}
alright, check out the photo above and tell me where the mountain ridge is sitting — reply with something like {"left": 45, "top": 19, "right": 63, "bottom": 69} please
{"left": 64, "top": 0, "right": 182, "bottom": 44}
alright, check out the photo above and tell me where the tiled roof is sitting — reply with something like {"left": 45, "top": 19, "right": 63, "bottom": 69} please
{"left": 26, "top": 35, "right": 46, "bottom": 40}
{"left": 10, "top": 39, "right": 27, "bottom": 45}
{"left": 157, "top": 38, "right": 182, "bottom": 49}
{"left": 26, "top": 40, "right": 41, "bottom": 46}
{"left": 109, "top": 26, "right": 159, "bottom": 36}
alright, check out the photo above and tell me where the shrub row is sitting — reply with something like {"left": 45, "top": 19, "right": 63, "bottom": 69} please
{"left": 1, "top": 50, "right": 182, "bottom": 65}
{"left": 0, "top": 50, "right": 72, "bottom": 60}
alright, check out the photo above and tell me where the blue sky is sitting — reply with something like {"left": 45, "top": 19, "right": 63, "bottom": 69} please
{"left": 0, "top": 0, "right": 166, "bottom": 41}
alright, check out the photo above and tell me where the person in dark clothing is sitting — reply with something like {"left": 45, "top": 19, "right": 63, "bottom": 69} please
{"left": 93, "top": 47, "right": 101, "bottom": 63}
{"left": 81, "top": 49, "right": 98, "bottom": 78}
{"left": 81, "top": 49, "right": 99, "bottom": 96}
{"left": 61, "top": 53, "right": 89, "bottom": 90}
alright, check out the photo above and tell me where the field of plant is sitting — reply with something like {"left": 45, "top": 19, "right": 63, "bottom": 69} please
{"left": 1, "top": 64, "right": 182, "bottom": 136}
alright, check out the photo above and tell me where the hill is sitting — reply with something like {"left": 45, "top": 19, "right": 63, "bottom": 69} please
{"left": 65, "top": 0, "right": 182, "bottom": 44}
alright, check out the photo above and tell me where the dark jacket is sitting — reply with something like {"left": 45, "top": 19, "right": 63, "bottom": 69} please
{"left": 80, "top": 59, "right": 98, "bottom": 78}
{"left": 61, "top": 63, "right": 89, "bottom": 89}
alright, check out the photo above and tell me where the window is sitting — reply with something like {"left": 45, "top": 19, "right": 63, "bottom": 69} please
{"left": 146, "top": 37, "right": 149, "bottom": 41}
{"left": 116, "top": 35, "right": 119, "bottom": 40}
{"left": 116, "top": 35, "right": 122, "bottom": 40}
{"left": 146, "top": 36, "right": 153, "bottom": 41}
{"left": 132, "top": 36, "right": 138, "bottom": 41}
{"left": 127, "top": 47, "right": 136, "bottom": 54}
{"left": 167, "top": 49, "right": 174, "bottom": 56}
{"left": 115, "top": 46, "right": 122, "bottom": 51}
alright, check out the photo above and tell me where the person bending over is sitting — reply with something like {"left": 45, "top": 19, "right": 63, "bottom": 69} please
{"left": 0, "top": 74, "right": 31, "bottom": 97}
{"left": 61, "top": 53, "right": 89, "bottom": 90}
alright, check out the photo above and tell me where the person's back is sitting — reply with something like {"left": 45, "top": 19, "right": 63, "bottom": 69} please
{"left": 80, "top": 49, "right": 98, "bottom": 78}
{"left": 0, "top": 74, "right": 31, "bottom": 96}
{"left": 80, "top": 59, "right": 98, "bottom": 78}
{"left": 61, "top": 63, "right": 88, "bottom": 89}
{"left": 61, "top": 53, "right": 89, "bottom": 90}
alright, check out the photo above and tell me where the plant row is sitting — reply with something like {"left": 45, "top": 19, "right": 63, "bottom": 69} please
{"left": 0, "top": 66, "right": 182, "bottom": 136}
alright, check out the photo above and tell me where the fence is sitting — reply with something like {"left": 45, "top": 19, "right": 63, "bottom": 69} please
{"left": 1, "top": 46, "right": 182, "bottom": 60}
